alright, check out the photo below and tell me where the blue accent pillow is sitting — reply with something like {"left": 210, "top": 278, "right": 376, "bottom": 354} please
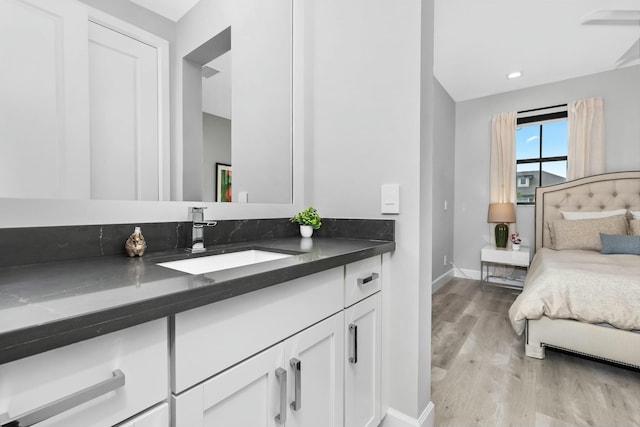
{"left": 600, "top": 233, "right": 640, "bottom": 255}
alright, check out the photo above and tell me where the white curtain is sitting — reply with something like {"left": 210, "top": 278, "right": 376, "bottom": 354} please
{"left": 567, "top": 97, "right": 605, "bottom": 180}
{"left": 490, "top": 112, "right": 517, "bottom": 203}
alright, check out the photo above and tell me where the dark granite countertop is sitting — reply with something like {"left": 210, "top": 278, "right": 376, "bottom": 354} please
{"left": 0, "top": 237, "right": 394, "bottom": 365}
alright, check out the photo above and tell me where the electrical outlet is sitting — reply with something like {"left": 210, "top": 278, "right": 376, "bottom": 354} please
{"left": 444, "top": 255, "right": 447, "bottom": 266}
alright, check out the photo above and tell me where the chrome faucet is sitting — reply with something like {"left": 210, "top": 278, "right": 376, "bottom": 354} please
{"left": 189, "top": 207, "right": 217, "bottom": 252}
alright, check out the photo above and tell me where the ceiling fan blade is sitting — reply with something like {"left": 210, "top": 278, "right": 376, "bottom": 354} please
{"left": 616, "top": 38, "right": 640, "bottom": 67}
{"left": 580, "top": 9, "right": 640, "bottom": 26}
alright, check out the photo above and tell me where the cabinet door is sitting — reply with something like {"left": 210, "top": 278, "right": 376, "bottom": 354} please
{"left": 344, "top": 293, "right": 382, "bottom": 427}
{"left": 285, "top": 313, "right": 344, "bottom": 427}
{"left": 88, "top": 21, "right": 160, "bottom": 201}
{"left": 173, "top": 344, "right": 285, "bottom": 427}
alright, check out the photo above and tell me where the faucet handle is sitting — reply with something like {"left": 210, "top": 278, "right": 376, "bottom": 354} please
{"left": 189, "top": 206, "right": 207, "bottom": 213}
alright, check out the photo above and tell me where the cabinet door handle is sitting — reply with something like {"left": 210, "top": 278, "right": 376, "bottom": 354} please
{"left": 289, "top": 358, "right": 302, "bottom": 411}
{"left": 357, "top": 272, "right": 379, "bottom": 286}
{"left": 0, "top": 369, "right": 125, "bottom": 427}
{"left": 349, "top": 324, "right": 358, "bottom": 364}
{"left": 274, "top": 367, "right": 287, "bottom": 425}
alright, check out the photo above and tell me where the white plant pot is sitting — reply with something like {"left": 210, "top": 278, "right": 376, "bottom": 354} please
{"left": 512, "top": 243, "right": 521, "bottom": 251}
{"left": 300, "top": 225, "right": 314, "bottom": 238}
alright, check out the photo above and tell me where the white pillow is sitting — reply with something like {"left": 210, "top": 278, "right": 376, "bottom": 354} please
{"left": 631, "top": 210, "right": 640, "bottom": 220}
{"left": 560, "top": 208, "right": 628, "bottom": 220}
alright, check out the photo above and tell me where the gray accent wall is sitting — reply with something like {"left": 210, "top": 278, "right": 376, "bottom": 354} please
{"left": 203, "top": 113, "right": 232, "bottom": 202}
{"left": 453, "top": 65, "right": 640, "bottom": 275}
{"left": 432, "top": 78, "right": 456, "bottom": 281}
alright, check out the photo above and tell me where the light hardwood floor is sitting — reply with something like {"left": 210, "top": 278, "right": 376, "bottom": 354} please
{"left": 432, "top": 278, "right": 640, "bottom": 427}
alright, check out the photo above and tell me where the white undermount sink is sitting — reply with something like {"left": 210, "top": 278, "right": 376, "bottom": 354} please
{"left": 157, "top": 249, "right": 293, "bottom": 275}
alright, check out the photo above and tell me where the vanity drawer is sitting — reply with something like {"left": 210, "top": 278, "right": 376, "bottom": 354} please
{"left": 0, "top": 319, "right": 168, "bottom": 427}
{"left": 116, "top": 403, "right": 169, "bottom": 427}
{"left": 172, "top": 267, "right": 343, "bottom": 393}
{"left": 345, "top": 256, "right": 382, "bottom": 307}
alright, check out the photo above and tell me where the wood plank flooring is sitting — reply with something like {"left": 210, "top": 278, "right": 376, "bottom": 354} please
{"left": 432, "top": 278, "right": 640, "bottom": 427}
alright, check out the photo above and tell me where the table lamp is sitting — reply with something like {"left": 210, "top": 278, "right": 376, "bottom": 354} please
{"left": 488, "top": 203, "right": 516, "bottom": 248}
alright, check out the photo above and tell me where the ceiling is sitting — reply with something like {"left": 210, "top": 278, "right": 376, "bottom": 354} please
{"left": 128, "top": 0, "right": 199, "bottom": 22}
{"left": 434, "top": 0, "right": 640, "bottom": 102}
{"left": 128, "top": 0, "right": 639, "bottom": 102}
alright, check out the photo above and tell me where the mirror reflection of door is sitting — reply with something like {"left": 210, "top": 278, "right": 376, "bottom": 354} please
{"left": 89, "top": 21, "right": 160, "bottom": 201}
{"left": 0, "top": 0, "right": 168, "bottom": 201}
{"left": 202, "top": 51, "right": 232, "bottom": 202}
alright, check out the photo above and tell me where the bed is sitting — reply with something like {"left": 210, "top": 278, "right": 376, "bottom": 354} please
{"left": 508, "top": 171, "right": 640, "bottom": 368}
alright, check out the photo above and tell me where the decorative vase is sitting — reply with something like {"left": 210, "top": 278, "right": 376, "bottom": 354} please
{"left": 300, "top": 225, "right": 313, "bottom": 238}
{"left": 495, "top": 223, "right": 509, "bottom": 248}
{"left": 512, "top": 243, "right": 521, "bottom": 251}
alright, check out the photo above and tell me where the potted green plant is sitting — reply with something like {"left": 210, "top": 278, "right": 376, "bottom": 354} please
{"left": 290, "top": 207, "right": 322, "bottom": 237}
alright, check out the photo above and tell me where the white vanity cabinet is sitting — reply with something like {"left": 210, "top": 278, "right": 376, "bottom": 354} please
{"left": 0, "top": 319, "right": 168, "bottom": 427}
{"left": 344, "top": 257, "right": 383, "bottom": 427}
{"left": 173, "top": 313, "right": 344, "bottom": 427}
{"left": 171, "top": 268, "right": 344, "bottom": 393}
{"left": 171, "top": 267, "right": 345, "bottom": 426}
{"left": 171, "top": 254, "right": 386, "bottom": 427}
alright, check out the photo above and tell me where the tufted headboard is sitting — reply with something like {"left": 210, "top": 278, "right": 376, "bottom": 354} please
{"left": 535, "top": 171, "right": 640, "bottom": 250}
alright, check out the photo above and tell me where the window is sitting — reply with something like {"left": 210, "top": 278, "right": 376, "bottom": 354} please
{"left": 517, "top": 176, "right": 530, "bottom": 187}
{"left": 516, "top": 107, "right": 568, "bottom": 204}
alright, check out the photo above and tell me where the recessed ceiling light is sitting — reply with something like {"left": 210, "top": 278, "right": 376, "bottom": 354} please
{"left": 507, "top": 71, "right": 523, "bottom": 79}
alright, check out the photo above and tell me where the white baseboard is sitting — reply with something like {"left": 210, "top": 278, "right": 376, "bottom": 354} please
{"left": 432, "top": 269, "right": 454, "bottom": 293}
{"left": 453, "top": 268, "right": 480, "bottom": 280}
{"left": 381, "top": 402, "right": 435, "bottom": 427}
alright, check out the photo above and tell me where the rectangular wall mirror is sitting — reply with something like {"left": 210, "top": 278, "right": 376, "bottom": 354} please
{"left": 0, "top": 0, "right": 293, "bottom": 204}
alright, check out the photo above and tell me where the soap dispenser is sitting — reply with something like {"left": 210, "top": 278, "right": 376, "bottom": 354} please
{"left": 125, "top": 227, "right": 147, "bottom": 257}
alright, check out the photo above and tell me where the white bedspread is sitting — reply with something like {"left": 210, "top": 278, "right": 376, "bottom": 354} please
{"left": 508, "top": 248, "right": 640, "bottom": 335}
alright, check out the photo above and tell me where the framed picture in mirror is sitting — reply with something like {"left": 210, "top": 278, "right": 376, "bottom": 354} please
{"left": 216, "top": 163, "right": 232, "bottom": 202}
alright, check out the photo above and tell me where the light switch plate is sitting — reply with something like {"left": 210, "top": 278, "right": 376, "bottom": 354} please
{"left": 381, "top": 184, "right": 400, "bottom": 214}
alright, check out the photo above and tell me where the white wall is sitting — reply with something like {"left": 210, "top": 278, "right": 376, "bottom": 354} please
{"left": 418, "top": 0, "right": 435, "bottom": 416}
{"left": 304, "top": 0, "right": 434, "bottom": 422}
{"left": 453, "top": 65, "right": 640, "bottom": 274}
{"left": 202, "top": 113, "right": 232, "bottom": 202}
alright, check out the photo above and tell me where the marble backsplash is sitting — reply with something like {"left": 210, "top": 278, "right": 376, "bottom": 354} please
{"left": 0, "top": 218, "right": 394, "bottom": 267}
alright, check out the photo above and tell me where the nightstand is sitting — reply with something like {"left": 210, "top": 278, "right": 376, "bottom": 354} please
{"left": 480, "top": 245, "right": 531, "bottom": 290}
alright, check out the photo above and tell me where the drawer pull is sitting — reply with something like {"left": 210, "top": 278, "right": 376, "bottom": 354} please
{"left": 0, "top": 369, "right": 125, "bottom": 427}
{"left": 290, "top": 358, "right": 302, "bottom": 411}
{"left": 357, "top": 272, "right": 379, "bottom": 286}
{"left": 274, "top": 367, "right": 287, "bottom": 425}
{"left": 349, "top": 324, "right": 358, "bottom": 364}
